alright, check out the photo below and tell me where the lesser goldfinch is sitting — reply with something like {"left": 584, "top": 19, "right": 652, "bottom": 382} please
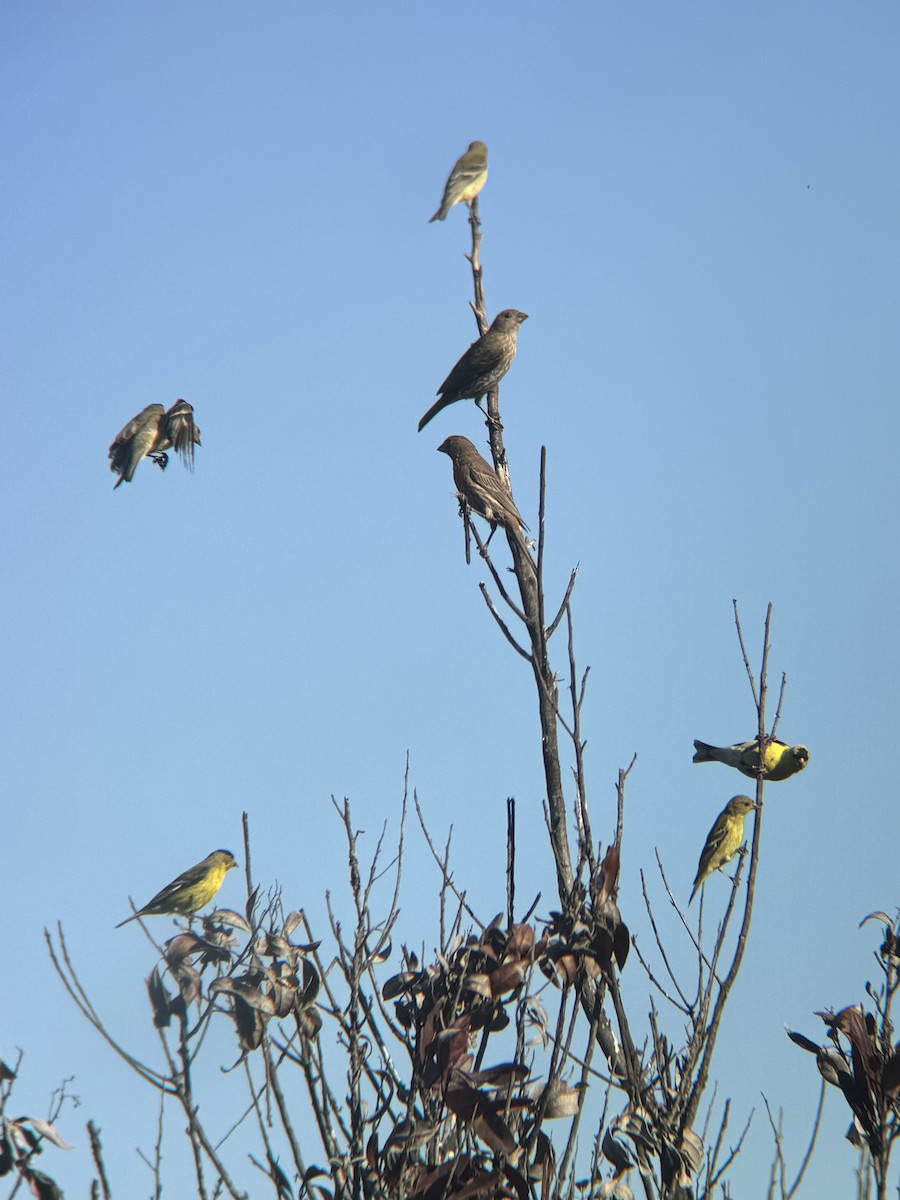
{"left": 109, "top": 399, "right": 200, "bottom": 488}
{"left": 429, "top": 141, "right": 488, "bottom": 222}
{"left": 418, "top": 310, "right": 528, "bottom": 432}
{"left": 690, "top": 795, "right": 756, "bottom": 903}
{"left": 437, "top": 434, "right": 529, "bottom": 544}
{"left": 116, "top": 849, "right": 236, "bottom": 927}
{"left": 692, "top": 738, "right": 809, "bottom": 781}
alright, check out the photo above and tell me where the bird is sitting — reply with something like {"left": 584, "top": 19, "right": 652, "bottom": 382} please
{"left": 418, "top": 310, "right": 528, "bottom": 432}
{"left": 690, "top": 795, "right": 756, "bottom": 903}
{"left": 116, "top": 849, "right": 237, "bottom": 927}
{"left": 109, "top": 399, "right": 201, "bottom": 488}
{"left": 692, "top": 737, "right": 809, "bottom": 781}
{"left": 437, "top": 435, "right": 531, "bottom": 559}
{"left": 429, "top": 141, "right": 488, "bottom": 222}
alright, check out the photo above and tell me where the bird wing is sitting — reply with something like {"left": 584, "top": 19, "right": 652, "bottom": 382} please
{"left": 145, "top": 858, "right": 212, "bottom": 910}
{"left": 461, "top": 455, "right": 525, "bottom": 530}
{"left": 698, "top": 813, "right": 732, "bottom": 872}
{"left": 162, "top": 400, "right": 198, "bottom": 470}
{"left": 437, "top": 332, "right": 495, "bottom": 399}
{"left": 109, "top": 404, "right": 165, "bottom": 485}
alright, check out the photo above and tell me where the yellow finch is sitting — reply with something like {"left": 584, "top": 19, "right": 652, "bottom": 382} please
{"left": 109, "top": 399, "right": 200, "bottom": 488}
{"left": 690, "top": 795, "right": 756, "bottom": 903}
{"left": 116, "top": 849, "right": 236, "bottom": 927}
{"left": 429, "top": 140, "right": 488, "bottom": 222}
{"left": 692, "top": 737, "right": 809, "bottom": 781}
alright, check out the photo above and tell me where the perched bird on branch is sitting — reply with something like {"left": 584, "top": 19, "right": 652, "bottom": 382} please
{"left": 690, "top": 795, "right": 756, "bottom": 903}
{"left": 109, "top": 399, "right": 200, "bottom": 489}
{"left": 429, "top": 140, "right": 488, "bottom": 222}
{"left": 437, "top": 435, "right": 531, "bottom": 559}
{"left": 692, "top": 737, "right": 809, "bottom": 781}
{"left": 116, "top": 849, "right": 237, "bottom": 927}
{"left": 418, "top": 310, "right": 528, "bottom": 432}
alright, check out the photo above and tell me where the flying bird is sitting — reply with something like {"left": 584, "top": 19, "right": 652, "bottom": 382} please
{"left": 418, "top": 310, "right": 528, "bottom": 432}
{"left": 692, "top": 738, "right": 810, "bottom": 782}
{"left": 109, "top": 399, "right": 200, "bottom": 488}
{"left": 690, "top": 795, "right": 756, "bottom": 903}
{"left": 437, "top": 435, "right": 531, "bottom": 561}
{"left": 116, "top": 849, "right": 237, "bottom": 927}
{"left": 429, "top": 140, "right": 488, "bottom": 222}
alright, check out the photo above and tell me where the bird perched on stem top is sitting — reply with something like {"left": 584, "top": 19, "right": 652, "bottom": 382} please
{"left": 418, "top": 310, "right": 528, "bottom": 432}
{"left": 109, "top": 399, "right": 200, "bottom": 488}
{"left": 116, "top": 849, "right": 237, "bottom": 927}
{"left": 437, "top": 435, "right": 531, "bottom": 560}
{"left": 692, "top": 738, "right": 810, "bottom": 782}
{"left": 690, "top": 795, "right": 756, "bottom": 904}
{"left": 429, "top": 141, "right": 488, "bottom": 222}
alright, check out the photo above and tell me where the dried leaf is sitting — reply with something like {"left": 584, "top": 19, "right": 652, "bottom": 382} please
{"left": 383, "top": 971, "right": 421, "bottom": 1001}
{"left": 506, "top": 924, "right": 535, "bottom": 959}
{"left": 882, "top": 1049, "right": 900, "bottom": 1098}
{"left": 859, "top": 911, "right": 893, "bottom": 929}
{"left": 596, "top": 1179, "right": 635, "bottom": 1200}
{"left": 281, "top": 910, "right": 303, "bottom": 938}
{"left": 16, "top": 1119, "right": 73, "bottom": 1152}
{"left": 525, "top": 1130, "right": 554, "bottom": 1183}
{"left": 208, "top": 908, "right": 251, "bottom": 934}
{"left": 817, "top": 1047, "right": 851, "bottom": 1087}
{"left": 298, "top": 958, "right": 320, "bottom": 1006}
{"left": 298, "top": 1006, "right": 322, "bottom": 1037}
{"left": 488, "top": 962, "right": 526, "bottom": 997}
{"left": 463, "top": 974, "right": 493, "bottom": 1002}
{"left": 147, "top": 966, "right": 173, "bottom": 1028}
{"left": 597, "top": 844, "right": 620, "bottom": 904}
{"left": 602, "top": 1127, "right": 634, "bottom": 1173}
{"left": 469, "top": 1062, "right": 529, "bottom": 1091}
{"left": 472, "top": 1108, "right": 517, "bottom": 1157}
{"left": 367, "top": 936, "right": 392, "bottom": 965}
{"left": 679, "top": 1127, "right": 703, "bottom": 1173}
{"left": 786, "top": 1029, "right": 821, "bottom": 1054}
{"left": 22, "top": 1167, "right": 63, "bottom": 1200}
{"left": 0, "top": 1124, "right": 14, "bottom": 1176}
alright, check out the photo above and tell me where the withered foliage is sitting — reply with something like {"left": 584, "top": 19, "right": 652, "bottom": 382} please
{"left": 788, "top": 912, "right": 900, "bottom": 1195}
{"left": 0, "top": 1055, "right": 73, "bottom": 1200}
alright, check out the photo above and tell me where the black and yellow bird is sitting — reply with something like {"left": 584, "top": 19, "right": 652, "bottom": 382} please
{"left": 692, "top": 737, "right": 809, "bottom": 782}
{"left": 429, "top": 141, "right": 488, "bottom": 222}
{"left": 418, "top": 310, "right": 528, "bottom": 432}
{"left": 109, "top": 399, "right": 200, "bottom": 488}
{"left": 116, "top": 849, "right": 236, "bottom": 927}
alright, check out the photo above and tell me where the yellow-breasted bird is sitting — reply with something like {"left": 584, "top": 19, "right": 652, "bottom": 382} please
{"left": 418, "top": 310, "right": 528, "bottom": 432}
{"left": 116, "top": 849, "right": 236, "bottom": 927}
{"left": 429, "top": 140, "right": 488, "bottom": 222}
{"left": 109, "top": 399, "right": 200, "bottom": 488}
{"left": 690, "top": 795, "right": 756, "bottom": 904}
{"left": 692, "top": 737, "right": 809, "bottom": 781}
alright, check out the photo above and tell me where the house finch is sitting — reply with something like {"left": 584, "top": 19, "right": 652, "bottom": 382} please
{"left": 692, "top": 738, "right": 810, "bottom": 781}
{"left": 437, "top": 435, "right": 530, "bottom": 556}
{"left": 418, "top": 310, "right": 528, "bottom": 432}
{"left": 116, "top": 850, "right": 237, "bottom": 927}
{"left": 109, "top": 399, "right": 200, "bottom": 488}
{"left": 690, "top": 796, "right": 756, "bottom": 903}
{"left": 429, "top": 140, "right": 488, "bottom": 222}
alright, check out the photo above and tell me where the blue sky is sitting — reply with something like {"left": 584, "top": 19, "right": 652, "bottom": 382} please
{"left": 2, "top": 2, "right": 898, "bottom": 1195}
